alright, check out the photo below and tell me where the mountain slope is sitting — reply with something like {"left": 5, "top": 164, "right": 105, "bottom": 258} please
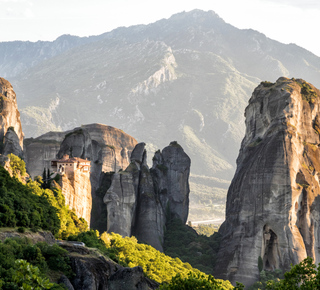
{"left": 2, "top": 9, "right": 320, "bottom": 220}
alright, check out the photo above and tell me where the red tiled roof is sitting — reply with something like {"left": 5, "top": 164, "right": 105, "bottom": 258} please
{"left": 52, "top": 157, "right": 90, "bottom": 163}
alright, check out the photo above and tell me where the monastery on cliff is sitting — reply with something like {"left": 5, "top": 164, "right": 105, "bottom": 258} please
{"left": 51, "top": 154, "right": 91, "bottom": 177}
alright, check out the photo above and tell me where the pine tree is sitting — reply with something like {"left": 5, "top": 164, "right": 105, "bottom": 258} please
{"left": 42, "top": 168, "right": 47, "bottom": 189}
{"left": 47, "top": 168, "right": 51, "bottom": 189}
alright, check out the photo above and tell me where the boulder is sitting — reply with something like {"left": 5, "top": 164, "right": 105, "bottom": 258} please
{"left": 108, "top": 266, "right": 159, "bottom": 290}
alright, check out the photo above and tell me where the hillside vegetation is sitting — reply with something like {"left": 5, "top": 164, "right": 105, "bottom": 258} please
{"left": 0, "top": 155, "right": 234, "bottom": 288}
{"left": 68, "top": 230, "right": 232, "bottom": 288}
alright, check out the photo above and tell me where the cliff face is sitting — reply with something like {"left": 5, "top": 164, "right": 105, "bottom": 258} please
{"left": 53, "top": 124, "right": 137, "bottom": 230}
{"left": 25, "top": 124, "right": 137, "bottom": 180}
{"left": 60, "top": 170, "right": 92, "bottom": 225}
{"left": 24, "top": 124, "right": 137, "bottom": 228}
{"left": 215, "top": 77, "right": 320, "bottom": 286}
{"left": 104, "top": 142, "right": 190, "bottom": 251}
{"left": 0, "top": 78, "right": 23, "bottom": 156}
{"left": 24, "top": 131, "right": 66, "bottom": 178}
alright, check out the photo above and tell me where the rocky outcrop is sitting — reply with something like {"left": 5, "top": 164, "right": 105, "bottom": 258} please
{"left": 3, "top": 128, "right": 24, "bottom": 158}
{"left": 80, "top": 124, "right": 137, "bottom": 174}
{"left": 58, "top": 242, "right": 158, "bottom": 290}
{"left": 24, "top": 131, "right": 67, "bottom": 178}
{"left": 104, "top": 172, "right": 137, "bottom": 237}
{"left": 215, "top": 78, "right": 320, "bottom": 286}
{"left": 0, "top": 78, "right": 23, "bottom": 155}
{"left": 151, "top": 141, "right": 190, "bottom": 223}
{"left": 108, "top": 266, "right": 158, "bottom": 290}
{"left": 0, "top": 154, "right": 10, "bottom": 172}
{"left": 103, "top": 141, "right": 190, "bottom": 251}
{"left": 24, "top": 124, "right": 137, "bottom": 179}
{"left": 23, "top": 124, "right": 137, "bottom": 229}
{"left": 0, "top": 230, "right": 56, "bottom": 244}
{"left": 53, "top": 124, "right": 137, "bottom": 230}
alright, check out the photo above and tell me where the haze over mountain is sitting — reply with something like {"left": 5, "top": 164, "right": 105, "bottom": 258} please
{"left": 1, "top": 9, "right": 320, "bottom": 220}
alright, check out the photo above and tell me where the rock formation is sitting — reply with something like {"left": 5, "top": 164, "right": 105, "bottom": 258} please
{"left": 2, "top": 128, "right": 24, "bottom": 158}
{"left": 103, "top": 141, "right": 191, "bottom": 251}
{"left": 215, "top": 77, "right": 320, "bottom": 286}
{"left": 43, "top": 124, "right": 138, "bottom": 229}
{"left": 24, "top": 124, "right": 137, "bottom": 179}
{"left": 0, "top": 77, "right": 23, "bottom": 156}
{"left": 24, "top": 131, "right": 67, "bottom": 178}
{"left": 57, "top": 159, "right": 92, "bottom": 225}
{"left": 57, "top": 242, "right": 159, "bottom": 290}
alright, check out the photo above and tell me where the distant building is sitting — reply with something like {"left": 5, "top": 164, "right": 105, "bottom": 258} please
{"left": 51, "top": 154, "right": 91, "bottom": 177}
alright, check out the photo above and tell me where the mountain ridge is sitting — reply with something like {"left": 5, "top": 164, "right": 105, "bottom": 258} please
{"left": 2, "top": 9, "right": 320, "bottom": 221}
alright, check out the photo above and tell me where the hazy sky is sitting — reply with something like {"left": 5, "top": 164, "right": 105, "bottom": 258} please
{"left": 1, "top": 0, "right": 320, "bottom": 56}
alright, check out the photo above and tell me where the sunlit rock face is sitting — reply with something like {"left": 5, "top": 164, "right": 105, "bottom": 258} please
{"left": 54, "top": 124, "right": 137, "bottom": 230}
{"left": 0, "top": 78, "right": 23, "bottom": 156}
{"left": 60, "top": 168, "right": 92, "bottom": 225}
{"left": 24, "top": 124, "right": 137, "bottom": 229}
{"left": 215, "top": 77, "right": 320, "bottom": 286}
{"left": 104, "top": 142, "right": 191, "bottom": 251}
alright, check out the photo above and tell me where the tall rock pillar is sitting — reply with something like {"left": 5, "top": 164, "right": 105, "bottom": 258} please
{"left": 0, "top": 78, "right": 24, "bottom": 157}
{"left": 215, "top": 78, "right": 320, "bottom": 286}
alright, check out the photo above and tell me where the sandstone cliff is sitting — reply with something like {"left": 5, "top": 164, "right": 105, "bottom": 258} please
{"left": 24, "top": 124, "right": 137, "bottom": 179}
{"left": 59, "top": 170, "right": 92, "bottom": 225}
{"left": 215, "top": 77, "right": 320, "bottom": 286}
{"left": 24, "top": 131, "right": 66, "bottom": 178}
{"left": 52, "top": 124, "right": 137, "bottom": 230}
{"left": 103, "top": 142, "right": 190, "bottom": 251}
{"left": 0, "top": 77, "right": 23, "bottom": 157}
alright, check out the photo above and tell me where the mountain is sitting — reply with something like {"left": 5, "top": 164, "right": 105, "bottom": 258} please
{"left": 2, "top": 9, "right": 320, "bottom": 221}
{"left": 215, "top": 78, "right": 320, "bottom": 286}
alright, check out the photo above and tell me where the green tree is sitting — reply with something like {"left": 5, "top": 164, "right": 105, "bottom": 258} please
{"left": 12, "top": 259, "right": 53, "bottom": 289}
{"left": 159, "top": 272, "right": 231, "bottom": 289}
{"left": 258, "top": 256, "right": 263, "bottom": 273}
{"left": 42, "top": 168, "right": 47, "bottom": 189}
{"left": 8, "top": 153, "right": 26, "bottom": 178}
{"left": 47, "top": 168, "right": 51, "bottom": 188}
{"left": 266, "top": 257, "right": 320, "bottom": 289}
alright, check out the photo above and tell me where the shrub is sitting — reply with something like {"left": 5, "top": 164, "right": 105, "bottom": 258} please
{"left": 261, "top": 81, "right": 275, "bottom": 88}
{"left": 17, "top": 227, "right": 26, "bottom": 233}
{"left": 0, "top": 237, "right": 73, "bottom": 288}
{"left": 7, "top": 153, "right": 26, "bottom": 177}
{"left": 0, "top": 166, "right": 60, "bottom": 234}
{"left": 159, "top": 272, "right": 232, "bottom": 289}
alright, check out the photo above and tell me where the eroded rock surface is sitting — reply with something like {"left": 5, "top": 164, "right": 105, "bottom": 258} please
{"left": 0, "top": 78, "right": 23, "bottom": 155}
{"left": 54, "top": 124, "right": 137, "bottom": 230}
{"left": 24, "top": 124, "right": 137, "bottom": 230}
{"left": 3, "top": 128, "right": 24, "bottom": 158}
{"left": 59, "top": 243, "right": 158, "bottom": 290}
{"left": 24, "top": 131, "right": 68, "bottom": 178}
{"left": 104, "top": 172, "right": 137, "bottom": 236}
{"left": 59, "top": 170, "right": 92, "bottom": 225}
{"left": 104, "top": 141, "right": 190, "bottom": 251}
{"left": 215, "top": 77, "right": 320, "bottom": 286}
